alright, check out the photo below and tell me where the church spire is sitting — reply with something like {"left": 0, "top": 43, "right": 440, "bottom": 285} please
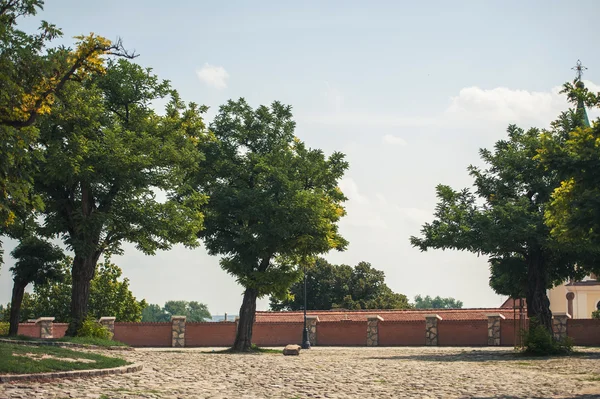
{"left": 572, "top": 60, "right": 591, "bottom": 127}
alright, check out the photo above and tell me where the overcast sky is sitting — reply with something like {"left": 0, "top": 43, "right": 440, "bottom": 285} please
{"left": 1, "top": 0, "right": 599, "bottom": 315}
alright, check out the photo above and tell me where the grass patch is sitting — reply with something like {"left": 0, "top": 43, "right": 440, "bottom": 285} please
{"left": 0, "top": 334, "right": 37, "bottom": 341}
{"left": 57, "top": 336, "right": 128, "bottom": 347}
{"left": 0, "top": 342, "right": 128, "bottom": 374}
{"left": 1, "top": 334, "right": 127, "bottom": 347}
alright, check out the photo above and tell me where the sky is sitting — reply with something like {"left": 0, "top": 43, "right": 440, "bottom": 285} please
{"left": 1, "top": 0, "right": 600, "bottom": 316}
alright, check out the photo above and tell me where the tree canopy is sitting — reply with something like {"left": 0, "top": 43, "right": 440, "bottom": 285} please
{"left": 141, "top": 301, "right": 211, "bottom": 322}
{"left": 538, "top": 80, "right": 600, "bottom": 250}
{"left": 35, "top": 59, "right": 206, "bottom": 334}
{"left": 270, "top": 258, "right": 410, "bottom": 311}
{"left": 410, "top": 100, "right": 600, "bottom": 331}
{"left": 13, "top": 257, "right": 146, "bottom": 322}
{"left": 197, "top": 99, "right": 348, "bottom": 351}
{"left": 0, "top": 0, "right": 132, "bottom": 237}
{"left": 412, "top": 295, "right": 463, "bottom": 309}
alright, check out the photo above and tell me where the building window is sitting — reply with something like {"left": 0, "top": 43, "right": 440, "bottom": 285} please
{"left": 597, "top": 301, "right": 600, "bottom": 311}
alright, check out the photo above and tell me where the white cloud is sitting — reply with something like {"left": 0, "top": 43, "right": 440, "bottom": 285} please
{"left": 443, "top": 80, "right": 600, "bottom": 129}
{"left": 196, "top": 63, "right": 229, "bottom": 89}
{"left": 382, "top": 134, "right": 407, "bottom": 146}
{"left": 299, "top": 80, "right": 599, "bottom": 131}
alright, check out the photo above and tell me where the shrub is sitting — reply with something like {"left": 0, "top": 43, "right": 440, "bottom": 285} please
{"left": 0, "top": 322, "right": 8, "bottom": 336}
{"left": 521, "top": 318, "right": 573, "bottom": 356}
{"left": 76, "top": 317, "right": 112, "bottom": 340}
{"left": 592, "top": 310, "right": 600, "bottom": 320}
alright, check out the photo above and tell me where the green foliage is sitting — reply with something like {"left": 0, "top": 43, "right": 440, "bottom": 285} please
{"left": 521, "top": 319, "right": 573, "bottom": 356}
{"left": 10, "top": 236, "right": 64, "bottom": 286}
{"left": 198, "top": 99, "right": 348, "bottom": 299}
{"left": 270, "top": 258, "right": 410, "bottom": 311}
{"left": 76, "top": 317, "right": 112, "bottom": 340}
{"left": 15, "top": 257, "right": 146, "bottom": 322}
{"left": 592, "top": 310, "right": 600, "bottom": 320}
{"left": 142, "top": 301, "right": 211, "bottom": 322}
{"left": 0, "top": 0, "right": 131, "bottom": 235}
{"left": 0, "top": 342, "right": 128, "bottom": 374}
{"left": 413, "top": 295, "right": 463, "bottom": 309}
{"left": 0, "top": 322, "right": 8, "bottom": 335}
{"left": 35, "top": 58, "right": 207, "bottom": 332}
{"left": 538, "top": 80, "right": 600, "bottom": 251}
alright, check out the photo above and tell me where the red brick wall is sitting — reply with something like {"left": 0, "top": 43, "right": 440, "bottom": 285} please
{"left": 17, "top": 323, "right": 40, "bottom": 338}
{"left": 568, "top": 319, "right": 600, "bottom": 346}
{"left": 113, "top": 322, "right": 171, "bottom": 347}
{"left": 185, "top": 322, "right": 236, "bottom": 347}
{"left": 53, "top": 323, "right": 68, "bottom": 338}
{"left": 252, "top": 322, "right": 304, "bottom": 346}
{"left": 378, "top": 321, "right": 425, "bottom": 346}
{"left": 318, "top": 321, "right": 366, "bottom": 346}
{"left": 438, "top": 320, "right": 488, "bottom": 346}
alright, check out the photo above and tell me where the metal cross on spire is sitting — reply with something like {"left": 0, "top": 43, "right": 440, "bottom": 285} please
{"left": 572, "top": 60, "right": 587, "bottom": 80}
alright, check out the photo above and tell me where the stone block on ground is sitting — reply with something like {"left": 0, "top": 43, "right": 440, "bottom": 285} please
{"left": 283, "top": 344, "right": 301, "bottom": 356}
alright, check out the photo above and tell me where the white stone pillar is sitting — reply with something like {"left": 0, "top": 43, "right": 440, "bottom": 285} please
{"left": 171, "top": 316, "right": 186, "bottom": 347}
{"left": 367, "top": 315, "right": 383, "bottom": 346}
{"left": 425, "top": 314, "right": 442, "bottom": 346}
{"left": 486, "top": 313, "right": 505, "bottom": 346}
{"left": 306, "top": 315, "right": 319, "bottom": 346}
{"left": 36, "top": 317, "right": 55, "bottom": 339}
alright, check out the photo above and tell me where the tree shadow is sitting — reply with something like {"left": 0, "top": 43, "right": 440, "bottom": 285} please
{"left": 367, "top": 349, "right": 600, "bottom": 363}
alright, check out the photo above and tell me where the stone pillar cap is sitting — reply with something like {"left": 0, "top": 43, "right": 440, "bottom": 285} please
{"left": 367, "top": 315, "right": 384, "bottom": 321}
{"left": 170, "top": 315, "right": 187, "bottom": 321}
{"left": 485, "top": 313, "right": 506, "bottom": 319}
{"left": 553, "top": 312, "right": 572, "bottom": 318}
{"left": 306, "top": 315, "right": 320, "bottom": 321}
{"left": 98, "top": 317, "right": 116, "bottom": 322}
{"left": 35, "top": 317, "right": 55, "bottom": 323}
{"left": 424, "top": 314, "right": 442, "bottom": 320}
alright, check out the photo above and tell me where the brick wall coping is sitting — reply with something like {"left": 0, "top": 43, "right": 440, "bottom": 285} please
{"left": 553, "top": 312, "right": 572, "bottom": 318}
{"left": 485, "top": 314, "right": 506, "bottom": 319}
{"left": 170, "top": 315, "right": 186, "bottom": 321}
{"left": 424, "top": 314, "right": 443, "bottom": 320}
{"left": 98, "top": 317, "right": 116, "bottom": 322}
{"left": 367, "top": 315, "right": 384, "bottom": 321}
{"left": 35, "top": 317, "right": 55, "bottom": 323}
{"left": 0, "top": 363, "right": 142, "bottom": 383}
{"left": 0, "top": 338, "right": 134, "bottom": 351}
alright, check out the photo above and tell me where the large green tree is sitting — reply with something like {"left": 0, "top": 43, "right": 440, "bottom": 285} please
{"left": 16, "top": 257, "right": 146, "bottom": 322}
{"left": 0, "top": 0, "right": 132, "bottom": 240}
{"left": 36, "top": 59, "right": 206, "bottom": 334}
{"left": 410, "top": 114, "right": 598, "bottom": 331}
{"left": 270, "top": 258, "right": 410, "bottom": 311}
{"left": 197, "top": 99, "right": 348, "bottom": 351}
{"left": 8, "top": 236, "right": 64, "bottom": 335}
{"left": 412, "top": 295, "right": 463, "bottom": 309}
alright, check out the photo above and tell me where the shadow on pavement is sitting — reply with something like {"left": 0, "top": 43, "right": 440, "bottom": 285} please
{"left": 367, "top": 349, "right": 600, "bottom": 363}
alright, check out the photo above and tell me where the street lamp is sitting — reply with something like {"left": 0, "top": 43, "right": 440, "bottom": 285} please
{"left": 301, "top": 262, "right": 311, "bottom": 349}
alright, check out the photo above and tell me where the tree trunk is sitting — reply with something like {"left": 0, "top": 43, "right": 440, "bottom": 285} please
{"left": 66, "top": 254, "right": 97, "bottom": 336}
{"left": 525, "top": 251, "right": 552, "bottom": 332}
{"left": 232, "top": 287, "right": 258, "bottom": 352}
{"left": 8, "top": 281, "right": 26, "bottom": 336}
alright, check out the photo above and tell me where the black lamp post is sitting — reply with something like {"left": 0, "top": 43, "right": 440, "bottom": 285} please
{"left": 301, "top": 262, "right": 311, "bottom": 349}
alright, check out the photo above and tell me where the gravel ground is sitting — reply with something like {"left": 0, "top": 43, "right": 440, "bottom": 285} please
{"left": 1, "top": 346, "right": 600, "bottom": 398}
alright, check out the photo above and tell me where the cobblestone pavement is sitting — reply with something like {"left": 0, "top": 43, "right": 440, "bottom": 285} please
{"left": 2, "top": 346, "right": 600, "bottom": 398}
